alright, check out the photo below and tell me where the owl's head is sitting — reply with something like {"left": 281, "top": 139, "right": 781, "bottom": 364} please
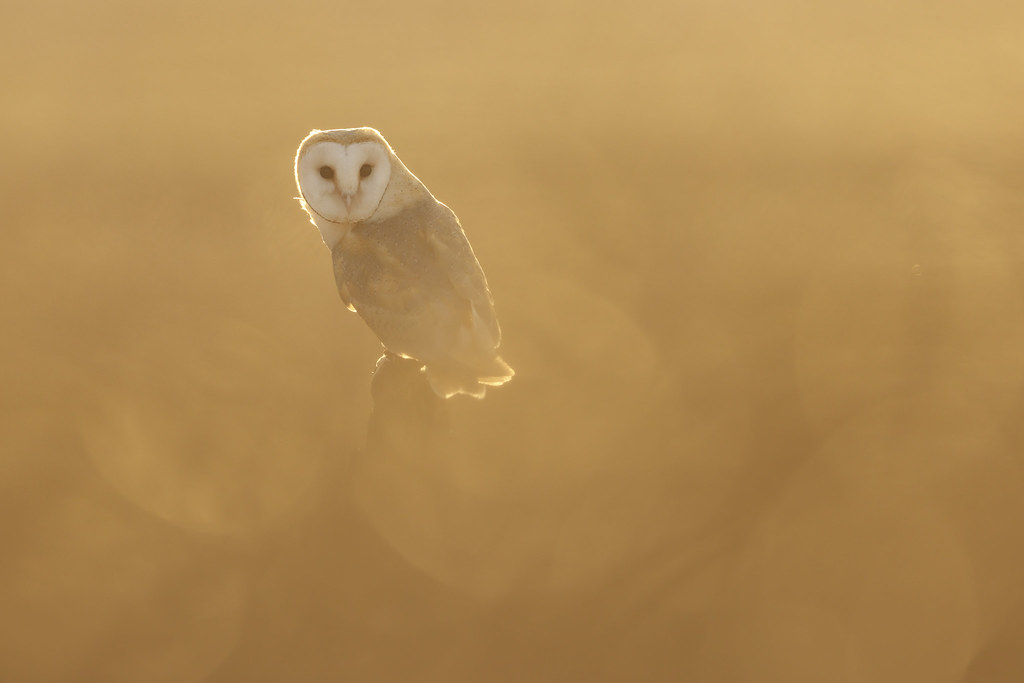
{"left": 295, "top": 128, "right": 394, "bottom": 224}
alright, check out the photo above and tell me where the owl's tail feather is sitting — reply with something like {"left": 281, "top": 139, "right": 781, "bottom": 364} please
{"left": 477, "top": 356, "right": 515, "bottom": 386}
{"left": 424, "top": 356, "right": 514, "bottom": 400}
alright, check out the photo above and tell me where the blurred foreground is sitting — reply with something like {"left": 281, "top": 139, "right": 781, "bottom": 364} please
{"left": 2, "top": 0, "right": 1024, "bottom": 681}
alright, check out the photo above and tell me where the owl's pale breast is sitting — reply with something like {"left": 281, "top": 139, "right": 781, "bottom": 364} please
{"left": 331, "top": 200, "right": 467, "bottom": 358}
{"left": 337, "top": 220, "right": 446, "bottom": 305}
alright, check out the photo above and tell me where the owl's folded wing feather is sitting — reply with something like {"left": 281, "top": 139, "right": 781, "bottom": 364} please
{"left": 423, "top": 203, "right": 501, "bottom": 347}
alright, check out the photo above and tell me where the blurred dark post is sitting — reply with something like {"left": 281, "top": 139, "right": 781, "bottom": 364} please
{"left": 365, "top": 354, "right": 451, "bottom": 460}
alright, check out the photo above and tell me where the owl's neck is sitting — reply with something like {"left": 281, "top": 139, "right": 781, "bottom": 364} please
{"left": 315, "top": 217, "right": 354, "bottom": 250}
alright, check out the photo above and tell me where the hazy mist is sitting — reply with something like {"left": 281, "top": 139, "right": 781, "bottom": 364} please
{"left": 2, "top": 0, "right": 1024, "bottom": 680}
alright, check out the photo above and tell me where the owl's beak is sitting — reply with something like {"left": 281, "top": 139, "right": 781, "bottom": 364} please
{"left": 341, "top": 193, "right": 353, "bottom": 210}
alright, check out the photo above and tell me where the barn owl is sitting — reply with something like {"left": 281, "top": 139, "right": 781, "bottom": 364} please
{"left": 294, "top": 127, "right": 514, "bottom": 399}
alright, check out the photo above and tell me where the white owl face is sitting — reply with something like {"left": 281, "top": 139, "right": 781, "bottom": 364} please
{"left": 296, "top": 140, "right": 392, "bottom": 224}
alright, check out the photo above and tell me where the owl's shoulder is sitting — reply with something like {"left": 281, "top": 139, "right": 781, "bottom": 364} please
{"left": 374, "top": 195, "right": 451, "bottom": 228}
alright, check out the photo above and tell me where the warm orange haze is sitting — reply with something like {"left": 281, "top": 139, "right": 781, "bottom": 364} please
{"left": 2, "top": 1, "right": 1023, "bottom": 681}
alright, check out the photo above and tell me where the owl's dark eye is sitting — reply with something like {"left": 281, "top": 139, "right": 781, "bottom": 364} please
{"left": 360, "top": 163, "right": 373, "bottom": 178}
{"left": 318, "top": 166, "right": 334, "bottom": 180}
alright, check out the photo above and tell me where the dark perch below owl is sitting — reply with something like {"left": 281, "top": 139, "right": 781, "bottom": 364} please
{"left": 366, "top": 353, "right": 452, "bottom": 459}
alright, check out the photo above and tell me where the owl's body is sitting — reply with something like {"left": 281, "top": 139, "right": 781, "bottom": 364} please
{"left": 294, "top": 128, "right": 513, "bottom": 398}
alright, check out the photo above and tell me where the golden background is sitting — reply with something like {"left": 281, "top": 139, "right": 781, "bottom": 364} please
{"left": 3, "top": 0, "right": 1024, "bottom": 680}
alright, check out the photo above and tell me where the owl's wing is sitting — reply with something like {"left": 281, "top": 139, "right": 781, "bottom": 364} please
{"left": 423, "top": 203, "right": 501, "bottom": 346}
